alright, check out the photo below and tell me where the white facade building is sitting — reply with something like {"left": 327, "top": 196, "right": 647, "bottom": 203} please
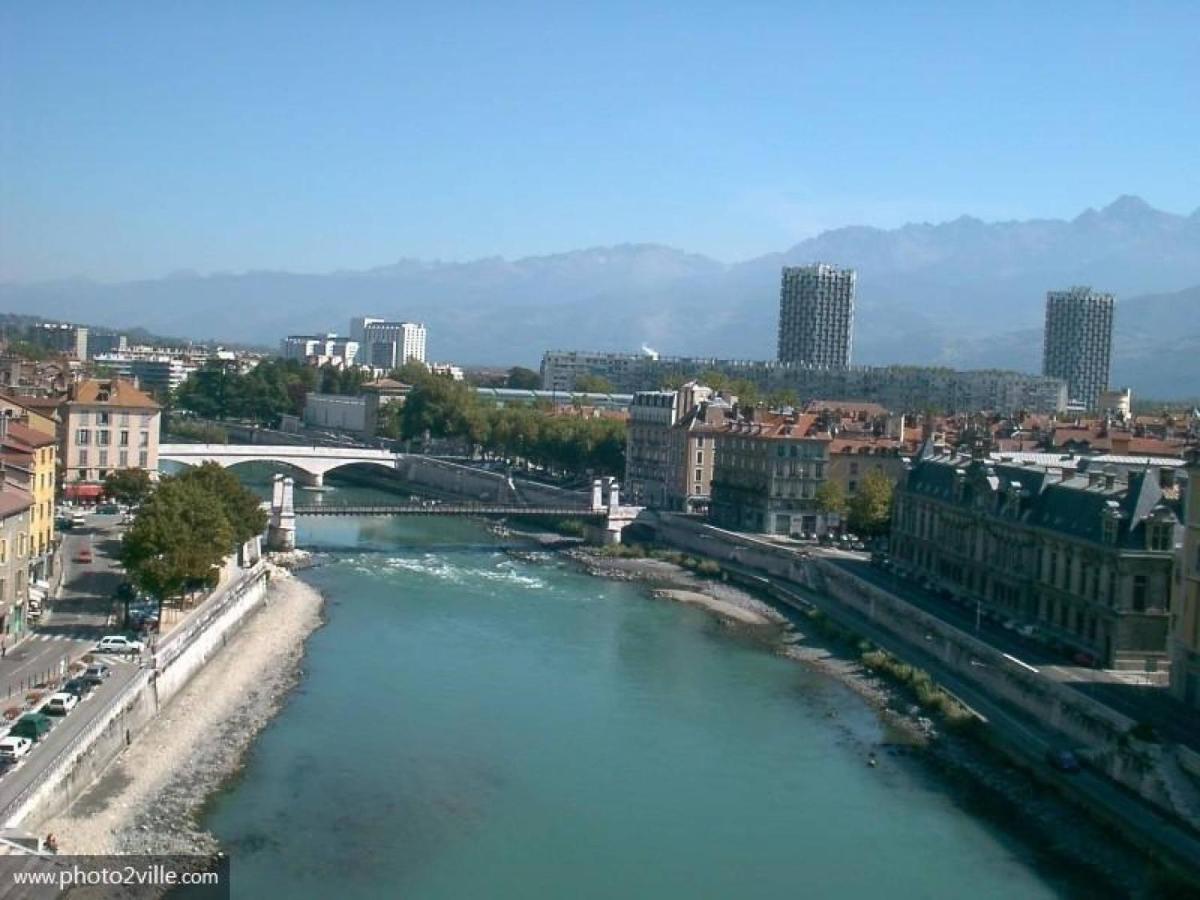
{"left": 360, "top": 321, "right": 426, "bottom": 368}
{"left": 280, "top": 334, "right": 359, "bottom": 366}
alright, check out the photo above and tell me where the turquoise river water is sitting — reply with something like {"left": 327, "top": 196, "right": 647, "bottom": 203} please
{"left": 203, "top": 483, "right": 1079, "bottom": 899}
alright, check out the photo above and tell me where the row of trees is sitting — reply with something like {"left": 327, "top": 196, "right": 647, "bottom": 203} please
{"left": 117, "top": 463, "right": 268, "bottom": 624}
{"left": 814, "top": 469, "right": 895, "bottom": 536}
{"left": 388, "top": 369, "right": 625, "bottom": 475}
{"left": 174, "top": 359, "right": 372, "bottom": 425}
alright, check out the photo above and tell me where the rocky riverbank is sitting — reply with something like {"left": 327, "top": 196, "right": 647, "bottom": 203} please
{"left": 41, "top": 565, "right": 324, "bottom": 855}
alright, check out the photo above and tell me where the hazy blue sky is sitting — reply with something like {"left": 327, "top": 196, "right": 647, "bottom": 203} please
{"left": 2, "top": 2, "right": 1198, "bottom": 281}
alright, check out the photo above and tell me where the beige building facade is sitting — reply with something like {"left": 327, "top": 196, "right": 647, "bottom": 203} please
{"left": 60, "top": 378, "right": 161, "bottom": 499}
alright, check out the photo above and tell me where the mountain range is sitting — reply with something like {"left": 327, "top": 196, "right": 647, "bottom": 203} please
{"left": 2, "top": 195, "right": 1198, "bottom": 398}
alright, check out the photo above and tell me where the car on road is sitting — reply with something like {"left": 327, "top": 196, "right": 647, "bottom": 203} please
{"left": 69, "top": 513, "right": 88, "bottom": 530}
{"left": 9, "top": 713, "right": 53, "bottom": 743}
{"left": 1046, "top": 749, "right": 1082, "bottom": 773}
{"left": 97, "top": 503, "right": 121, "bottom": 515}
{"left": 74, "top": 547, "right": 94, "bottom": 564}
{"left": 44, "top": 692, "right": 79, "bottom": 716}
{"left": 81, "top": 664, "right": 112, "bottom": 684}
{"left": 62, "top": 678, "right": 92, "bottom": 699}
{"left": 0, "top": 736, "right": 33, "bottom": 761}
{"left": 96, "top": 635, "right": 143, "bottom": 655}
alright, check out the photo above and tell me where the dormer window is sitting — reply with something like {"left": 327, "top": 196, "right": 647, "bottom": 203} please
{"left": 1102, "top": 515, "right": 1119, "bottom": 544}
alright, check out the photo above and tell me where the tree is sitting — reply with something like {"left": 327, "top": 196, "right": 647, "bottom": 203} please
{"left": 389, "top": 360, "right": 434, "bottom": 387}
{"left": 815, "top": 480, "right": 848, "bottom": 519}
{"left": 848, "top": 469, "right": 895, "bottom": 537}
{"left": 175, "top": 462, "right": 268, "bottom": 546}
{"left": 119, "top": 479, "right": 234, "bottom": 627}
{"left": 505, "top": 366, "right": 541, "bottom": 390}
{"left": 103, "top": 468, "right": 154, "bottom": 507}
{"left": 574, "top": 374, "right": 614, "bottom": 393}
{"left": 767, "top": 388, "right": 799, "bottom": 409}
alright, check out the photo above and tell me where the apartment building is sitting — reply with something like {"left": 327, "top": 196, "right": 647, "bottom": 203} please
{"left": 1172, "top": 450, "right": 1200, "bottom": 707}
{"left": 891, "top": 452, "right": 1181, "bottom": 668}
{"left": 0, "top": 472, "right": 33, "bottom": 640}
{"left": 60, "top": 378, "right": 161, "bottom": 500}
{"left": 0, "top": 417, "right": 56, "bottom": 579}
{"left": 777, "top": 264, "right": 856, "bottom": 368}
{"left": 709, "top": 411, "right": 833, "bottom": 535}
{"left": 1043, "top": 286, "right": 1115, "bottom": 410}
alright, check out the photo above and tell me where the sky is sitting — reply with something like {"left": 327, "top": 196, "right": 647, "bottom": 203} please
{"left": 1, "top": 1, "right": 1198, "bottom": 282}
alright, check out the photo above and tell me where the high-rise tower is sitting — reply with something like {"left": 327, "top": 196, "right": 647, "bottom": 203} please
{"left": 777, "top": 264, "right": 855, "bottom": 368}
{"left": 1042, "top": 287, "right": 1114, "bottom": 409}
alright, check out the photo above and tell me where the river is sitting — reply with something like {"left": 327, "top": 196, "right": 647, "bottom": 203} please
{"left": 203, "top": 477, "right": 1077, "bottom": 899}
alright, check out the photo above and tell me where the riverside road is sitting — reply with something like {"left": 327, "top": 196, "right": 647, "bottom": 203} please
{"left": 0, "top": 513, "right": 141, "bottom": 821}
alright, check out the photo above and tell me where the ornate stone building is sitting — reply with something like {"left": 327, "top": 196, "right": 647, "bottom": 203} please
{"left": 891, "top": 451, "right": 1181, "bottom": 668}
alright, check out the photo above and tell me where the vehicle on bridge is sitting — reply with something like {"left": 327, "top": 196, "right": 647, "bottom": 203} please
{"left": 0, "top": 736, "right": 32, "bottom": 761}
{"left": 44, "top": 693, "right": 79, "bottom": 716}
{"left": 10, "top": 713, "right": 53, "bottom": 743}
{"left": 96, "top": 635, "right": 143, "bottom": 655}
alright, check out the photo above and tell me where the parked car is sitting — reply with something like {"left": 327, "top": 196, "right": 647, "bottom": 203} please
{"left": 0, "top": 736, "right": 33, "bottom": 761}
{"left": 44, "top": 692, "right": 79, "bottom": 716}
{"left": 81, "top": 664, "right": 112, "bottom": 684}
{"left": 1046, "top": 749, "right": 1082, "bottom": 773}
{"left": 74, "top": 547, "right": 94, "bottom": 564}
{"left": 61, "top": 678, "right": 92, "bottom": 699}
{"left": 96, "top": 635, "right": 144, "bottom": 655}
{"left": 9, "top": 713, "right": 53, "bottom": 743}
{"left": 97, "top": 503, "right": 121, "bottom": 515}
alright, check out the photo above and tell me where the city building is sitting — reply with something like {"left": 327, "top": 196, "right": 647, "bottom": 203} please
{"left": 31, "top": 322, "right": 88, "bottom": 360}
{"left": 777, "top": 264, "right": 856, "bottom": 368}
{"left": 0, "top": 417, "right": 56, "bottom": 581}
{"left": 280, "top": 334, "right": 360, "bottom": 366}
{"left": 709, "top": 410, "right": 833, "bottom": 535}
{"left": 59, "top": 378, "right": 161, "bottom": 500}
{"left": 360, "top": 321, "right": 427, "bottom": 368}
{"left": 625, "top": 391, "right": 681, "bottom": 508}
{"left": 93, "top": 353, "right": 195, "bottom": 397}
{"left": 473, "top": 387, "right": 633, "bottom": 412}
{"left": 540, "top": 350, "right": 1068, "bottom": 414}
{"left": 0, "top": 471, "right": 32, "bottom": 641}
{"left": 0, "top": 357, "right": 71, "bottom": 397}
{"left": 361, "top": 379, "right": 412, "bottom": 437}
{"left": 0, "top": 394, "right": 59, "bottom": 438}
{"left": 350, "top": 317, "right": 384, "bottom": 344}
{"left": 665, "top": 395, "right": 733, "bottom": 513}
{"left": 1098, "top": 387, "right": 1132, "bottom": 420}
{"left": 303, "top": 393, "right": 369, "bottom": 434}
{"left": 890, "top": 451, "right": 1181, "bottom": 669}
{"left": 87, "top": 333, "right": 128, "bottom": 357}
{"left": 1172, "top": 450, "right": 1200, "bottom": 707}
{"left": 1043, "top": 286, "right": 1115, "bottom": 410}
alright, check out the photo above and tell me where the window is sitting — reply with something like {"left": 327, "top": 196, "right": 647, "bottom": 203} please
{"left": 97, "top": 430, "right": 111, "bottom": 446}
{"left": 79, "top": 450, "right": 89, "bottom": 467}
{"left": 17, "top": 534, "right": 25, "bottom": 557}
{"left": 76, "top": 429, "right": 90, "bottom": 445}
{"left": 695, "top": 468, "right": 702, "bottom": 482}
{"left": 99, "top": 450, "right": 109, "bottom": 467}
{"left": 0, "top": 539, "right": 6, "bottom": 564}
{"left": 850, "top": 462, "right": 859, "bottom": 476}
{"left": 119, "top": 430, "right": 129, "bottom": 446}
{"left": 848, "top": 480, "right": 858, "bottom": 495}
{"left": 1048, "top": 551, "right": 1058, "bottom": 584}
{"left": 97, "top": 412, "right": 111, "bottom": 426}
{"left": 1132, "top": 576, "right": 1147, "bottom": 612}
{"left": 119, "top": 450, "right": 128, "bottom": 467}
{"left": 1148, "top": 523, "right": 1172, "bottom": 552}
{"left": 139, "top": 431, "right": 149, "bottom": 447}
{"left": 138, "top": 451, "right": 148, "bottom": 467}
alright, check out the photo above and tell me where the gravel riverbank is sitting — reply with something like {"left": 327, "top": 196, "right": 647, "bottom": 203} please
{"left": 42, "top": 566, "right": 324, "bottom": 855}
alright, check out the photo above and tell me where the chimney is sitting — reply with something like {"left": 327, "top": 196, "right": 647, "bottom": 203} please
{"left": 0, "top": 414, "right": 8, "bottom": 442}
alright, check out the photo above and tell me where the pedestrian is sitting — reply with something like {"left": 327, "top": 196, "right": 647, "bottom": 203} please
{"left": 2, "top": 640, "right": 7, "bottom": 659}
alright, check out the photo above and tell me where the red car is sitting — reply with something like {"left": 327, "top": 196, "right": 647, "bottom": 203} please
{"left": 74, "top": 547, "right": 94, "bottom": 564}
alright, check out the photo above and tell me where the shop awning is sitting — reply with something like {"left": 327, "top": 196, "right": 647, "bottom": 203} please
{"left": 64, "top": 483, "right": 103, "bottom": 500}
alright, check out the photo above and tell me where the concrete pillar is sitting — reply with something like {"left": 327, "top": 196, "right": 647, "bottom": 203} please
{"left": 592, "top": 479, "right": 604, "bottom": 511}
{"left": 267, "top": 477, "right": 297, "bottom": 551}
{"left": 271, "top": 473, "right": 284, "bottom": 512}
{"left": 608, "top": 480, "right": 620, "bottom": 511}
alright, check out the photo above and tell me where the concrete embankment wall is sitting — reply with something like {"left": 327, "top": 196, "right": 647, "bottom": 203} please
{"left": 4, "top": 565, "right": 271, "bottom": 829}
{"left": 395, "top": 457, "right": 591, "bottom": 509}
{"left": 648, "top": 513, "right": 1197, "bottom": 825}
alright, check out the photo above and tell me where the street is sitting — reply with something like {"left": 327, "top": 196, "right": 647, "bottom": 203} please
{"left": 0, "top": 511, "right": 142, "bottom": 818}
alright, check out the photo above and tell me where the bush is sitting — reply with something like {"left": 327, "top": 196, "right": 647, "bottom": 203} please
{"left": 695, "top": 559, "right": 722, "bottom": 577}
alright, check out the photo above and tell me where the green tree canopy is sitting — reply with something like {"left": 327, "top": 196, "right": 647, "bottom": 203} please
{"left": 103, "top": 468, "right": 154, "bottom": 507}
{"left": 175, "top": 462, "right": 268, "bottom": 545}
{"left": 815, "top": 480, "right": 848, "bottom": 517}
{"left": 574, "top": 374, "right": 615, "bottom": 393}
{"left": 848, "top": 469, "right": 895, "bottom": 536}
{"left": 118, "top": 478, "right": 234, "bottom": 608}
{"left": 505, "top": 366, "right": 542, "bottom": 390}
